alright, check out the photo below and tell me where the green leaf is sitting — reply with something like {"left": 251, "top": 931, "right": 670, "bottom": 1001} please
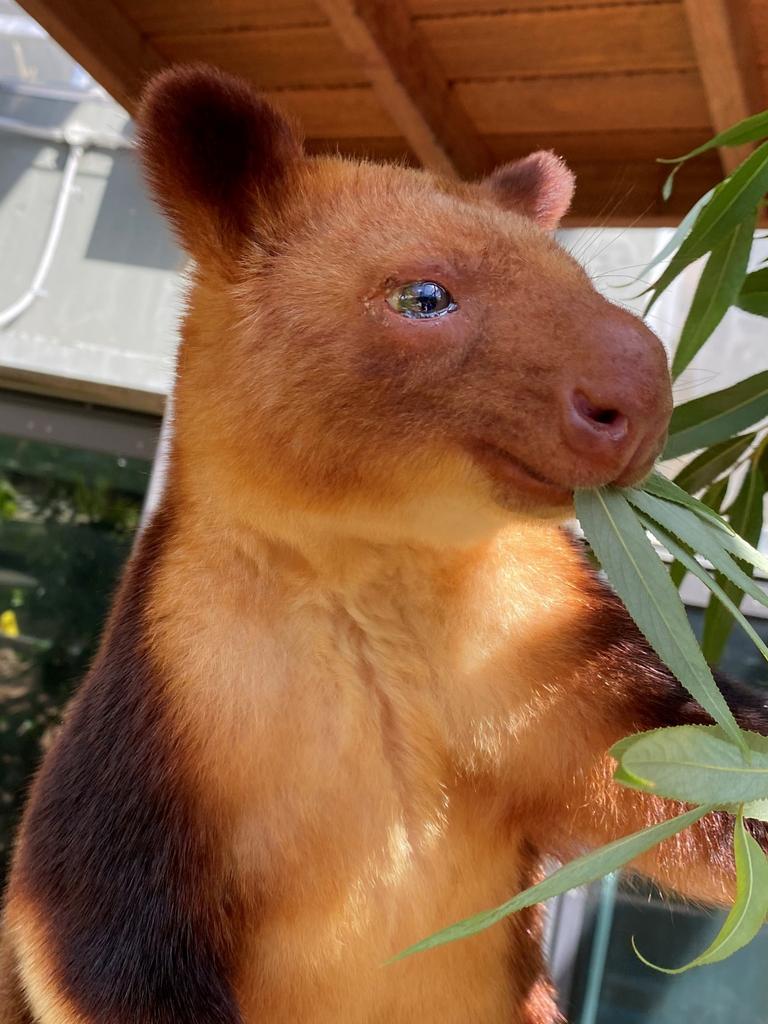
{"left": 702, "top": 476, "right": 730, "bottom": 512}
{"left": 663, "top": 370, "right": 768, "bottom": 459}
{"left": 636, "top": 188, "right": 715, "bottom": 286}
{"left": 390, "top": 804, "right": 712, "bottom": 961}
{"left": 648, "top": 141, "right": 768, "bottom": 309}
{"left": 575, "top": 488, "right": 743, "bottom": 747}
{"left": 642, "top": 472, "right": 732, "bottom": 533}
{"left": 645, "top": 224, "right": 709, "bottom": 312}
{"left": 634, "top": 814, "right": 768, "bottom": 972}
{"left": 673, "top": 434, "right": 756, "bottom": 495}
{"left": 635, "top": 513, "right": 768, "bottom": 667}
{"left": 737, "top": 267, "right": 768, "bottom": 316}
{"left": 625, "top": 489, "right": 768, "bottom": 610}
{"left": 662, "top": 168, "right": 677, "bottom": 201}
{"left": 677, "top": 141, "right": 768, "bottom": 257}
{"left": 671, "top": 212, "right": 756, "bottom": 379}
{"left": 658, "top": 111, "right": 768, "bottom": 165}
{"left": 611, "top": 725, "right": 768, "bottom": 805}
{"left": 743, "top": 798, "right": 768, "bottom": 822}
{"left": 702, "top": 443, "right": 768, "bottom": 664}
{"left": 641, "top": 471, "right": 768, "bottom": 578}
{"left": 666, "top": 476, "right": 727, "bottom": 587}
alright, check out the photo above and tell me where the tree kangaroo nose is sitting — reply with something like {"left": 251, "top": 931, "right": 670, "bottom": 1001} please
{"left": 562, "top": 311, "right": 673, "bottom": 485}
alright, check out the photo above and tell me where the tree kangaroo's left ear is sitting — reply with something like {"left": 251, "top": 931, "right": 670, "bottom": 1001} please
{"left": 481, "top": 151, "right": 575, "bottom": 230}
{"left": 137, "top": 64, "right": 303, "bottom": 270}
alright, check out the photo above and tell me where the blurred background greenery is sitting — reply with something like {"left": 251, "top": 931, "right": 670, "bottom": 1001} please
{"left": 0, "top": 428, "right": 150, "bottom": 875}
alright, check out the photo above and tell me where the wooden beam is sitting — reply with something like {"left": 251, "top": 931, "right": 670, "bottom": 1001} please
{"left": 16, "top": 0, "right": 167, "bottom": 112}
{"left": 682, "top": 0, "right": 764, "bottom": 174}
{"left": 314, "top": 0, "right": 492, "bottom": 179}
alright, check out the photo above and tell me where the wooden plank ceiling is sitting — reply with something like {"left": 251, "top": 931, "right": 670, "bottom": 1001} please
{"left": 18, "top": 0, "right": 768, "bottom": 224}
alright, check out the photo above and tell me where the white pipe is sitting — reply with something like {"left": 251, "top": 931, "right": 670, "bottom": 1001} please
{"left": 0, "top": 115, "right": 133, "bottom": 330}
{"left": 0, "top": 142, "right": 83, "bottom": 329}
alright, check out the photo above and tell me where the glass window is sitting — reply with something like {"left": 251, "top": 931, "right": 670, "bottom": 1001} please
{"left": 0, "top": 389, "right": 157, "bottom": 876}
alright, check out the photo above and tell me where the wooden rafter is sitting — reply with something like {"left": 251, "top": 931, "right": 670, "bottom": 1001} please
{"left": 17, "top": 0, "right": 166, "bottom": 112}
{"left": 314, "top": 0, "right": 492, "bottom": 180}
{"left": 682, "top": 0, "right": 764, "bottom": 174}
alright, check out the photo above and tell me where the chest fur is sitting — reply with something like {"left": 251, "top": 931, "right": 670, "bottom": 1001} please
{"left": 146, "top": 531, "right": 584, "bottom": 1022}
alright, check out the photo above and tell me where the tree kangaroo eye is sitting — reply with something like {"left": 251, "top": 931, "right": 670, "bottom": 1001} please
{"left": 386, "top": 281, "right": 457, "bottom": 320}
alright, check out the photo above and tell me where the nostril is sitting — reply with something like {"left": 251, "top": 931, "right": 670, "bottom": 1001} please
{"left": 571, "top": 390, "right": 629, "bottom": 440}
{"left": 593, "top": 407, "right": 620, "bottom": 426}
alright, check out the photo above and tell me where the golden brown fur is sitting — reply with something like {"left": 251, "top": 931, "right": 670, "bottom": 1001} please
{"left": 2, "top": 66, "right": 766, "bottom": 1023}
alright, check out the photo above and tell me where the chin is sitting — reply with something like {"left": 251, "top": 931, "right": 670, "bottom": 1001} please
{"left": 492, "top": 485, "right": 575, "bottom": 524}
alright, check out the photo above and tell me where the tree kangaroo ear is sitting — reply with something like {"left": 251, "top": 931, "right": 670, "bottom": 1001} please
{"left": 482, "top": 151, "right": 575, "bottom": 230}
{"left": 137, "top": 64, "right": 303, "bottom": 268}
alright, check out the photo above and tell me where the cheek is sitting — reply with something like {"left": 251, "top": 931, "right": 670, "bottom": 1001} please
{"left": 358, "top": 304, "right": 474, "bottom": 385}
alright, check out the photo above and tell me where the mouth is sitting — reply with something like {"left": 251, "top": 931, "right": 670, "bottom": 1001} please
{"left": 469, "top": 441, "right": 573, "bottom": 506}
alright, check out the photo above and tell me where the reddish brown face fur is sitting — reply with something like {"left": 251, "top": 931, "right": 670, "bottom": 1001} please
{"left": 140, "top": 66, "right": 672, "bottom": 546}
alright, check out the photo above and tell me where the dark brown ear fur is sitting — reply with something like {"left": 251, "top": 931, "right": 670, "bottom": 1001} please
{"left": 137, "top": 65, "right": 303, "bottom": 268}
{"left": 482, "top": 151, "right": 575, "bottom": 230}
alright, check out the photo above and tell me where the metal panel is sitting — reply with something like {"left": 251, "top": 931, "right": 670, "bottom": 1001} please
{"left": 0, "top": 4, "right": 184, "bottom": 405}
{"left": 0, "top": 387, "right": 159, "bottom": 459}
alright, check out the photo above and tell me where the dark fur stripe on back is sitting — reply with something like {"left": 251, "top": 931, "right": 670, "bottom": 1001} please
{"left": 11, "top": 504, "right": 242, "bottom": 1024}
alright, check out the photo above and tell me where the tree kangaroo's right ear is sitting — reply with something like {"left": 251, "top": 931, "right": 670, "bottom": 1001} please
{"left": 137, "top": 64, "right": 304, "bottom": 271}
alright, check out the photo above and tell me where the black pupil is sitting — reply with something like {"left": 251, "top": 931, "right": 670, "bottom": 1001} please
{"left": 410, "top": 282, "right": 442, "bottom": 313}
{"left": 397, "top": 281, "right": 452, "bottom": 318}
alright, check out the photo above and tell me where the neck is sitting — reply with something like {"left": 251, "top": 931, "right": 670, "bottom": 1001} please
{"left": 154, "top": 471, "right": 581, "bottom": 622}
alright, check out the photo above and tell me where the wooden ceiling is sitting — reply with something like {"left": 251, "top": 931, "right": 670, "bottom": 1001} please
{"left": 17, "top": 0, "right": 768, "bottom": 224}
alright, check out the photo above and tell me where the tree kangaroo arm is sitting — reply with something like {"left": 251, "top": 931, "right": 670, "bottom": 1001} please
{"left": 531, "top": 572, "right": 768, "bottom": 906}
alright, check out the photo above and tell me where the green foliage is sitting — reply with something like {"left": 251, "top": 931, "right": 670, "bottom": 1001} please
{"left": 611, "top": 726, "right": 768, "bottom": 805}
{"left": 574, "top": 487, "right": 743, "bottom": 746}
{"left": 646, "top": 141, "right": 768, "bottom": 310}
{"left": 702, "top": 442, "right": 768, "bottom": 664}
{"left": 673, "top": 434, "right": 756, "bottom": 495}
{"left": 396, "top": 109, "right": 768, "bottom": 973}
{"left": 652, "top": 114, "right": 768, "bottom": 675}
{"left": 397, "top": 475, "right": 768, "bottom": 969}
{"left": 633, "top": 814, "right": 768, "bottom": 973}
{"left": 664, "top": 372, "right": 768, "bottom": 459}
{"left": 671, "top": 212, "right": 755, "bottom": 379}
{"left": 390, "top": 805, "right": 712, "bottom": 961}
{"left": 0, "top": 437, "right": 147, "bottom": 875}
{"left": 738, "top": 267, "right": 768, "bottom": 315}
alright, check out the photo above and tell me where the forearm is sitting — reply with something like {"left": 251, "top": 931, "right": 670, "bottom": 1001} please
{"left": 531, "top": 573, "right": 768, "bottom": 904}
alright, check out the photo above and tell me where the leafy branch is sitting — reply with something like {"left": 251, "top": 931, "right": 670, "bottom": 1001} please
{"left": 394, "top": 110, "right": 768, "bottom": 973}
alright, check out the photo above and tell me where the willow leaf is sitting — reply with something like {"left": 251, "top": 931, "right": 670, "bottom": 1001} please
{"left": 663, "top": 371, "right": 768, "bottom": 459}
{"left": 678, "top": 142, "right": 768, "bottom": 258}
{"left": 642, "top": 472, "right": 732, "bottom": 531}
{"left": 390, "top": 805, "right": 712, "bottom": 961}
{"left": 668, "top": 477, "right": 729, "bottom": 587}
{"left": 743, "top": 799, "right": 768, "bottom": 822}
{"left": 626, "top": 489, "right": 768, "bottom": 610}
{"left": 659, "top": 111, "right": 768, "bottom": 165}
{"left": 671, "top": 212, "right": 756, "bottom": 379}
{"left": 649, "top": 142, "right": 768, "bottom": 308}
{"left": 636, "top": 513, "right": 768, "bottom": 667}
{"left": 612, "top": 725, "right": 768, "bottom": 805}
{"left": 636, "top": 188, "right": 715, "bottom": 287}
{"left": 703, "top": 442, "right": 768, "bottom": 664}
{"left": 737, "top": 267, "right": 768, "bottom": 316}
{"left": 640, "top": 470, "right": 768, "bottom": 578}
{"left": 673, "top": 434, "right": 756, "bottom": 495}
{"left": 575, "top": 488, "right": 743, "bottom": 747}
{"left": 633, "top": 815, "right": 768, "bottom": 972}
{"left": 642, "top": 469, "right": 768, "bottom": 583}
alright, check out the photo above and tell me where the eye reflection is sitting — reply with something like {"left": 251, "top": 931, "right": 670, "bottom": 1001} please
{"left": 386, "top": 281, "right": 457, "bottom": 320}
